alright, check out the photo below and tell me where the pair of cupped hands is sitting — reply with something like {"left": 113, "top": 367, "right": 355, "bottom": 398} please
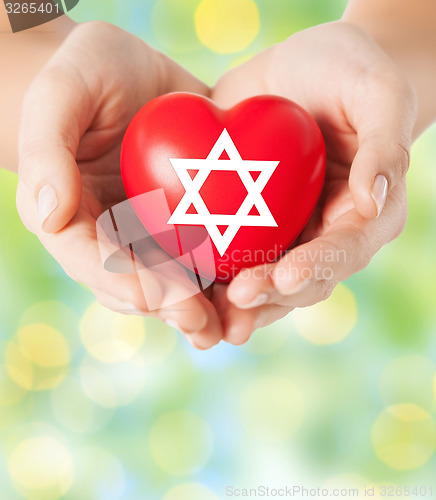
{"left": 16, "top": 20, "right": 416, "bottom": 349}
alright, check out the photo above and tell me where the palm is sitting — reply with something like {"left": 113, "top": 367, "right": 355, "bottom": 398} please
{"left": 77, "top": 127, "right": 126, "bottom": 219}
{"left": 17, "top": 21, "right": 226, "bottom": 350}
{"left": 17, "top": 20, "right": 413, "bottom": 348}
{"left": 74, "top": 85, "right": 153, "bottom": 218}
{"left": 297, "top": 124, "right": 358, "bottom": 245}
{"left": 207, "top": 21, "right": 412, "bottom": 344}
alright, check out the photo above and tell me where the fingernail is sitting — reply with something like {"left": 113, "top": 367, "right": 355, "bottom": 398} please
{"left": 371, "top": 175, "right": 388, "bottom": 217}
{"left": 38, "top": 184, "right": 58, "bottom": 227}
{"left": 236, "top": 292, "right": 269, "bottom": 309}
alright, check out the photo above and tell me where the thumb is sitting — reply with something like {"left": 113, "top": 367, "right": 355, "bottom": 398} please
{"left": 17, "top": 66, "right": 92, "bottom": 233}
{"left": 348, "top": 74, "right": 417, "bottom": 219}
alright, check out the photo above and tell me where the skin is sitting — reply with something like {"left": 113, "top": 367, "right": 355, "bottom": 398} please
{"left": 344, "top": 0, "right": 436, "bottom": 136}
{"left": 1, "top": 3, "right": 435, "bottom": 348}
{"left": 210, "top": 21, "right": 417, "bottom": 345}
{"left": 13, "top": 21, "right": 225, "bottom": 349}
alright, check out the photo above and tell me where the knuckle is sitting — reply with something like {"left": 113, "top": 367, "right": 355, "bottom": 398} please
{"left": 299, "top": 280, "right": 336, "bottom": 308}
{"left": 366, "top": 138, "right": 411, "bottom": 185}
{"left": 393, "top": 142, "right": 411, "bottom": 180}
{"left": 316, "top": 279, "right": 336, "bottom": 303}
{"left": 374, "top": 141, "right": 410, "bottom": 188}
{"left": 350, "top": 230, "right": 372, "bottom": 271}
{"left": 333, "top": 224, "right": 373, "bottom": 273}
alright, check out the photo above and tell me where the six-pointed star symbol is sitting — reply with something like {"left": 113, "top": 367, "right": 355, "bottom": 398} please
{"left": 167, "top": 128, "right": 279, "bottom": 256}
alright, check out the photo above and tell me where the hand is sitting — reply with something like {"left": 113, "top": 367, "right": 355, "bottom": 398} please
{"left": 211, "top": 21, "right": 417, "bottom": 344}
{"left": 16, "top": 21, "right": 223, "bottom": 349}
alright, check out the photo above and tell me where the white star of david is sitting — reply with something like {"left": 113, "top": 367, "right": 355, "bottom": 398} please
{"left": 167, "top": 129, "right": 279, "bottom": 256}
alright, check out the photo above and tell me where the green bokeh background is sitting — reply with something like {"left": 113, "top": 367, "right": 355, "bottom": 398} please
{"left": 1, "top": 0, "right": 436, "bottom": 499}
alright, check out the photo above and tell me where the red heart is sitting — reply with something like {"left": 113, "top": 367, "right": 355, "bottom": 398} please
{"left": 121, "top": 93, "right": 325, "bottom": 283}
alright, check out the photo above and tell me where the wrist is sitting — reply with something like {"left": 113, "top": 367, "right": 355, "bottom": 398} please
{"left": 342, "top": 6, "right": 436, "bottom": 139}
{"left": 0, "top": 13, "right": 75, "bottom": 172}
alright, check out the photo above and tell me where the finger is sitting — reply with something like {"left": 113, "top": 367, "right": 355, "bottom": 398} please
{"left": 65, "top": 218, "right": 216, "bottom": 335}
{"left": 90, "top": 288, "right": 147, "bottom": 316}
{"left": 131, "top": 242, "right": 221, "bottom": 339}
{"left": 270, "top": 184, "right": 407, "bottom": 307}
{"left": 17, "top": 57, "right": 97, "bottom": 234}
{"left": 221, "top": 304, "right": 293, "bottom": 345}
{"left": 215, "top": 283, "right": 293, "bottom": 345}
{"left": 90, "top": 287, "right": 223, "bottom": 351}
{"left": 67, "top": 221, "right": 213, "bottom": 334}
{"left": 212, "top": 48, "right": 273, "bottom": 109}
{"left": 146, "top": 264, "right": 221, "bottom": 346}
{"left": 227, "top": 263, "right": 301, "bottom": 310}
{"left": 254, "top": 304, "right": 294, "bottom": 329}
{"left": 229, "top": 183, "right": 406, "bottom": 309}
{"left": 227, "top": 264, "right": 273, "bottom": 310}
{"left": 19, "top": 172, "right": 220, "bottom": 341}
{"left": 347, "top": 68, "right": 417, "bottom": 219}
{"left": 92, "top": 270, "right": 222, "bottom": 348}
{"left": 182, "top": 295, "right": 224, "bottom": 350}
{"left": 144, "top": 269, "right": 222, "bottom": 350}
{"left": 19, "top": 182, "right": 213, "bottom": 337}
{"left": 213, "top": 284, "right": 257, "bottom": 345}
{"left": 227, "top": 260, "right": 314, "bottom": 310}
